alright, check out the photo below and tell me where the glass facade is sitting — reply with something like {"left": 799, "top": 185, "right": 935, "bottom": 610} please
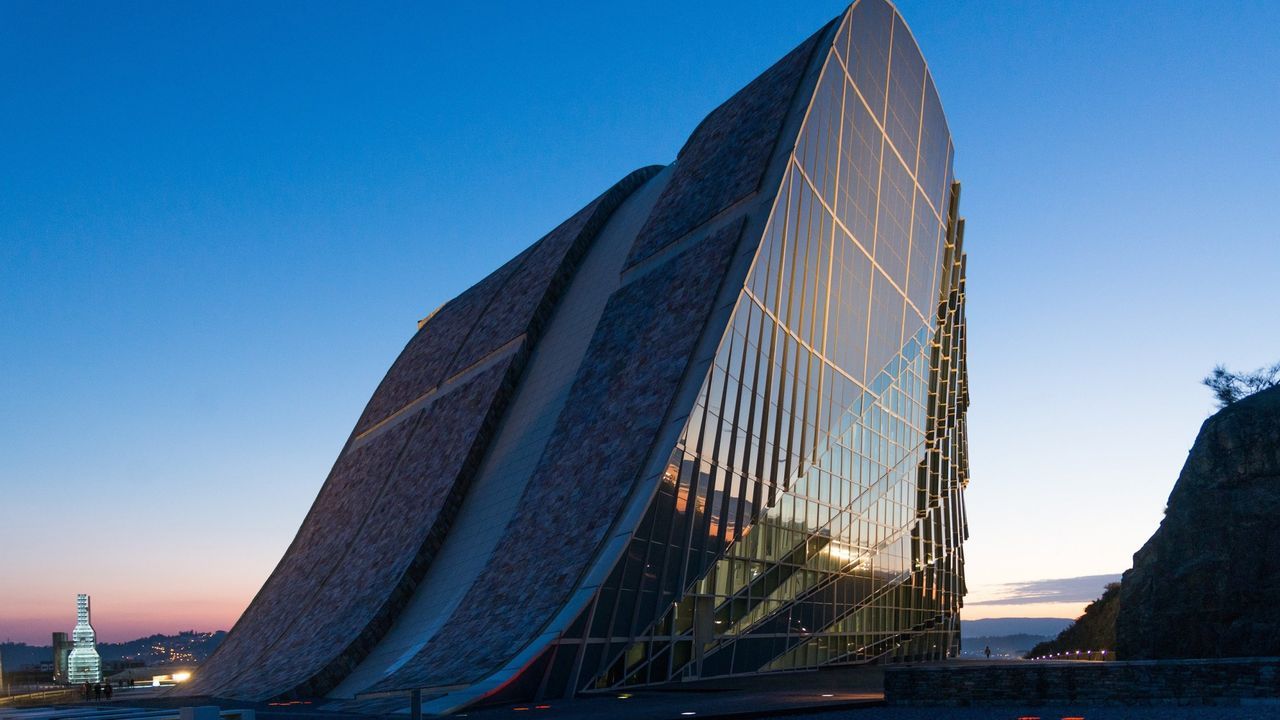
{"left": 547, "top": 0, "right": 970, "bottom": 692}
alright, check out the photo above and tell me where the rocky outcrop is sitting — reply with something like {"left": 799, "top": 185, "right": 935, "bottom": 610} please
{"left": 1117, "top": 385, "right": 1280, "bottom": 659}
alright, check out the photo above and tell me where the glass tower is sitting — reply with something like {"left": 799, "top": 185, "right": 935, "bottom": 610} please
{"left": 67, "top": 594, "right": 102, "bottom": 684}
{"left": 53, "top": 631, "right": 72, "bottom": 683}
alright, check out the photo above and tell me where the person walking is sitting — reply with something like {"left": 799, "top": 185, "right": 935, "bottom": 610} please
{"left": 93, "top": 682, "right": 102, "bottom": 700}
{"left": 984, "top": 645, "right": 992, "bottom": 659}
{"left": 104, "top": 682, "right": 113, "bottom": 701}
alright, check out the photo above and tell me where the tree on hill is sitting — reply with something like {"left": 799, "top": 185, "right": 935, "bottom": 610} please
{"left": 1203, "top": 362, "right": 1280, "bottom": 408}
{"left": 1026, "top": 582, "right": 1120, "bottom": 659}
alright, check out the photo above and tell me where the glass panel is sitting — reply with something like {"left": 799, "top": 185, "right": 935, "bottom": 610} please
{"left": 916, "top": 75, "right": 950, "bottom": 214}
{"left": 874, "top": 151, "right": 912, "bottom": 289}
{"left": 885, "top": 14, "right": 925, "bottom": 173}
{"left": 906, "top": 188, "right": 942, "bottom": 323}
{"left": 847, "top": 0, "right": 894, "bottom": 122}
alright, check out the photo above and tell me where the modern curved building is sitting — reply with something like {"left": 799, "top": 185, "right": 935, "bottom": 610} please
{"left": 181, "top": 0, "right": 969, "bottom": 712}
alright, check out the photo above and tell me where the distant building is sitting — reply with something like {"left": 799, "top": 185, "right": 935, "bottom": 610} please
{"left": 52, "top": 631, "right": 72, "bottom": 683}
{"left": 67, "top": 594, "right": 102, "bottom": 684}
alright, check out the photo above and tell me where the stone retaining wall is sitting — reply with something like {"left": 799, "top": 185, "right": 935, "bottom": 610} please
{"left": 884, "top": 658, "right": 1280, "bottom": 706}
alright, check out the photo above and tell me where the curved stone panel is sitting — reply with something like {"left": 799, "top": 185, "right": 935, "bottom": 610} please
{"left": 180, "top": 167, "right": 659, "bottom": 701}
{"left": 181, "top": 415, "right": 419, "bottom": 697}
{"left": 227, "top": 357, "right": 519, "bottom": 700}
{"left": 353, "top": 257, "right": 525, "bottom": 435}
{"left": 356, "top": 167, "right": 660, "bottom": 435}
{"left": 623, "top": 21, "right": 832, "bottom": 269}
{"left": 372, "top": 217, "right": 748, "bottom": 692}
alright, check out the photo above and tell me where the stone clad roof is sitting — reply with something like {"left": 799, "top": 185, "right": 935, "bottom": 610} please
{"left": 228, "top": 357, "right": 518, "bottom": 700}
{"left": 356, "top": 167, "right": 660, "bottom": 435}
{"left": 180, "top": 167, "right": 659, "bottom": 701}
{"left": 181, "top": 409, "right": 418, "bottom": 697}
{"left": 371, "top": 218, "right": 748, "bottom": 693}
{"left": 623, "top": 21, "right": 831, "bottom": 270}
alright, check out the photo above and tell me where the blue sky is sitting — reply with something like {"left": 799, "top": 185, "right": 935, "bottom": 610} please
{"left": 2, "top": 1, "right": 1277, "bottom": 643}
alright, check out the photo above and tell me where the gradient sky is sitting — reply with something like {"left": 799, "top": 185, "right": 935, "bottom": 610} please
{"left": 2, "top": 1, "right": 1277, "bottom": 645}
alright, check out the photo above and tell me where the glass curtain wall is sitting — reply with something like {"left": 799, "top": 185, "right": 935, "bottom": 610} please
{"left": 538, "top": 0, "right": 969, "bottom": 694}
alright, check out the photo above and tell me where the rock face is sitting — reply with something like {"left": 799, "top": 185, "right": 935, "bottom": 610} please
{"left": 1117, "top": 385, "right": 1280, "bottom": 659}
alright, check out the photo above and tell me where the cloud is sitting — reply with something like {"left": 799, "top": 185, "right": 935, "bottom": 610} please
{"left": 968, "top": 573, "right": 1122, "bottom": 606}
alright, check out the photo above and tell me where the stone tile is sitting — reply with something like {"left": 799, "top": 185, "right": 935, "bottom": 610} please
{"left": 623, "top": 22, "right": 830, "bottom": 269}
{"left": 180, "top": 417, "right": 418, "bottom": 696}
{"left": 180, "top": 168, "right": 659, "bottom": 701}
{"left": 231, "top": 358, "right": 517, "bottom": 700}
{"left": 373, "top": 218, "right": 747, "bottom": 692}
{"left": 356, "top": 167, "right": 660, "bottom": 435}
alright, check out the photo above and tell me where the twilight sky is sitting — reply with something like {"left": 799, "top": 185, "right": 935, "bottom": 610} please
{"left": 2, "top": 1, "right": 1277, "bottom": 645}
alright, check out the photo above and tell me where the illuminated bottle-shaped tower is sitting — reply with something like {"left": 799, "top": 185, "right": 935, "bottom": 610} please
{"left": 67, "top": 594, "right": 102, "bottom": 684}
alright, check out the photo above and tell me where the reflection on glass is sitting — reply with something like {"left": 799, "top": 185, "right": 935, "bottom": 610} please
{"left": 573, "top": 0, "right": 969, "bottom": 690}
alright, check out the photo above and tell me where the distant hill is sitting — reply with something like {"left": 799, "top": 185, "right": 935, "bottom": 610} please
{"left": 1, "top": 631, "right": 225, "bottom": 670}
{"left": 962, "top": 617, "right": 1072, "bottom": 638}
{"left": 102, "top": 630, "right": 226, "bottom": 665}
{"left": 0, "top": 643, "right": 46, "bottom": 669}
{"left": 1027, "top": 583, "right": 1120, "bottom": 658}
{"left": 962, "top": 633, "right": 1051, "bottom": 659}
